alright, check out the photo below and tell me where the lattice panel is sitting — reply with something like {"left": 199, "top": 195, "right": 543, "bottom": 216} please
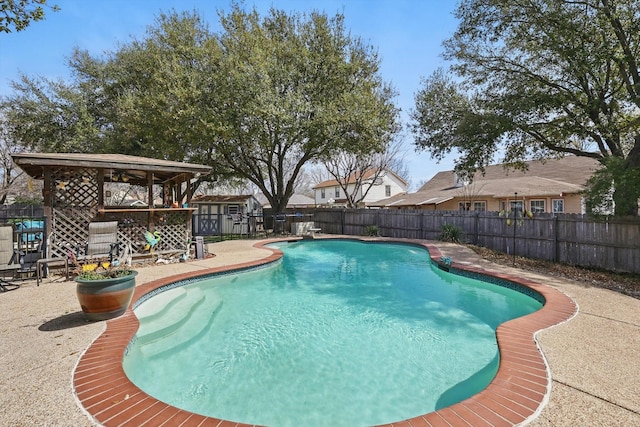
{"left": 49, "top": 207, "right": 97, "bottom": 258}
{"left": 51, "top": 168, "right": 98, "bottom": 209}
{"left": 101, "top": 211, "right": 149, "bottom": 253}
{"left": 100, "top": 210, "right": 190, "bottom": 254}
{"left": 119, "top": 225, "right": 149, "bottom": 254}
{"left": 156, "top": 224, "right": 189, "bottom": 252}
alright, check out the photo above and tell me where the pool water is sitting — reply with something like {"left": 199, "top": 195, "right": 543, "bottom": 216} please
{"left": 124, "top": 240, "right": 542, "bottom": 427}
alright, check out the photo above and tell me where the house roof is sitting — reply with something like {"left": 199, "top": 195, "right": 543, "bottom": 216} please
{"left": 370, "top": 156, "right": 600, "bottom": 208}
{"left": 12, "top": 152, "right": 212, "bottom": 185}
{"left": 191, "top": 195, "right": 257, "bottom": 204}
{"left": 313, "top": 168, "right": 408, "bottom": 189}
{"left": 418, "top": 156, "right": 599, "bottom": 192}
{"left": 255, "top": 193, "right": 315, "bottom": 209}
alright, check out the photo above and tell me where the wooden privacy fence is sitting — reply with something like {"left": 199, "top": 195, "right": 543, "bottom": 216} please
{"left": 312, "top": 208, "right": 640, "bottom": 275}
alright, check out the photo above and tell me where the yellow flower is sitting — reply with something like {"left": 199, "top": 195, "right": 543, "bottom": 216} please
{"left": 83, "top": 263, "right": 98, "bottom": 272}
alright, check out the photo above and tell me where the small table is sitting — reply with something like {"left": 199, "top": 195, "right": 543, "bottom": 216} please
{"left": 307, "top": 228, "right": 322, "bottom": 237}
{"left": 36, "top": 257, "right": 70, "bottom": 286}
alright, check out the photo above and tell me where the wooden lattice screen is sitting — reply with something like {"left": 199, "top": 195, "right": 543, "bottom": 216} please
{"left": 49, "top": 168, "right": 99, "bottom": 258}
{"left": 101, "top": 210, "right": 190, "bottom": 256}
{"left": 46, "top": 167, "right": 191, "bottom": 260}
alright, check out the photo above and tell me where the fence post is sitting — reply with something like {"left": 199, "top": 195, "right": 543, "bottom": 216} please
{"left": 553, "top": 215, "right": 558, "bottom": 262}
{"left": 474, "top": 211, "right": 480, "bottom": 245}
{"left": 341, "top": 209, "right": 345, "bottom": 235}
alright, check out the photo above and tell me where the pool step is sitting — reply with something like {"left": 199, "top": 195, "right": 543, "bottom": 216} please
{"left": 135, "top": 286, "right": 188, "bottom": 323}
{"left": 135, "top": 288, "right": 222, "bottom": 359}
{"left": 135, "top": 287, "right": 206, "bottom": 345}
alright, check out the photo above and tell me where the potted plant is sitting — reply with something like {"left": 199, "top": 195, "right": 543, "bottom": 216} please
{"left": 71, "top": 253, "right": 137, "bottom": 321}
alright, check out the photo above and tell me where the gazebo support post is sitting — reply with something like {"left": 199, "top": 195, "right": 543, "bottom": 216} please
{"left": 147, "top": 172, "right": 155, "bottom": 231}
{"left": 42, "top": 168, "right": 53, "bottom": 256}
{"left": 97, "top": 169, "right": 105, "bottom": 213}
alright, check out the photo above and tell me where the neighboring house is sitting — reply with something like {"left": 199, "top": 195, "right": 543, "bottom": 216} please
{"left": 190, "top": 194, "right": 262, "bottom": 236}
{"left": 256, "top": 193, "right": 316, "bottom": 209}
{"left": 369, "top": 156, "right": 600, "bottom": 214}
{"left": 313, "top": 169, "right": 408, "bottom": 207}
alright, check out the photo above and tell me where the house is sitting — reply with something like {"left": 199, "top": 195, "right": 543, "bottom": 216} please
{"left": 255, "top": 193, "right": 316, "bottom": 209}
{"left": 190, "top": 194, "right": 262, "bottom": 236}
{"left": 313, "top": 169, "right": 408, "bottom": 207}
{"left": 369, "top": 156, "right": 600, "bottom": 214}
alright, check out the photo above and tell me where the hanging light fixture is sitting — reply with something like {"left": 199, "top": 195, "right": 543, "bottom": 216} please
{"left": 111, "top": 170, "right": 130, "bottom": 182}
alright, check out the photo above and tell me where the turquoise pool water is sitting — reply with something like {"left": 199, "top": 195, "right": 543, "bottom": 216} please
{"left": 124, "top": 240, "right": 542, "bottom": 427}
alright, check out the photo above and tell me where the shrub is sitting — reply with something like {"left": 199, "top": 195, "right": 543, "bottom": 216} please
{"left": 364, "top": 224, "right": 380, "bottom": 236}
{"left": 439, "top": 223, "right": 462, "bottom": 243}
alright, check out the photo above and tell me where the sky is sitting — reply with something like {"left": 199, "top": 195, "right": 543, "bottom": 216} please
{"left": 0, "top": 0, "right": 460, "bottom": 189}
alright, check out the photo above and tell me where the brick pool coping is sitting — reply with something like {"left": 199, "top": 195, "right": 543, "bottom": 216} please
{"left": 73, "top": 238, "right": 577, "bottom": 427}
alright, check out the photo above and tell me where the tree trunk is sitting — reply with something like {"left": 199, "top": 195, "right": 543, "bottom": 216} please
{"left": 614, "top": 140, "right": 640, "bottom": 216}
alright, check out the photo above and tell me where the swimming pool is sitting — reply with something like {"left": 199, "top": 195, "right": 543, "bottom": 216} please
{"left": 123, "top": 239, "right": 543, "bottom": 426}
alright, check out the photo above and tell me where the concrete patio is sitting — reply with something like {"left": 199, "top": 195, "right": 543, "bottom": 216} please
{"left": 1, "top": 238, "right": 638, "bottom": 426}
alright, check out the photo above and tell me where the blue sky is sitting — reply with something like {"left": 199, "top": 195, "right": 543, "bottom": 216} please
{"left": 0, "top": 0, "right": 460, "bottom": 188}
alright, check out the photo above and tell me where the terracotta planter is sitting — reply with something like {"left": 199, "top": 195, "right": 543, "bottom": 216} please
{"left": 75, "top": 271, "right": 138, "bottom": 321}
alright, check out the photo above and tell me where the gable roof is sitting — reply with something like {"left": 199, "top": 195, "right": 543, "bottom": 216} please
{"left": 418, "top": 156, "right": 599, "bottom": 192}
{"left": 313, "top": 168, "right": 408, "bottom": 189}
{"left": 191, "top": 195, "right": 257, "bottom": 204}
{"left": 255, "top": 193, "right": 315, "bottom": 209}
{"left": 371, "top": 156, "right": 600, "bottom": 208}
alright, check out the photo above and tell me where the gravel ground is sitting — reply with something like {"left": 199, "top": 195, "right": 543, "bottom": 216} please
{"left": 468, "top": 245, "right": 640, "bottom": 299}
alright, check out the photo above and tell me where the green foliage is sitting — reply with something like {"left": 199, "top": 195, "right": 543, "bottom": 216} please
{"left": 69, "top": 251, "right": 134, "bottom": 280}
{"left": 364, "top": 224, "right": 379, "bottom": 236}
{"left": 73, "top": 260, "right": 135, "bottom": 280}
{"left": 0, "top": 0, "right": 59, "bottom": 33}
{"left": 585, "top": 157, "right": 640, "bottom": 217}
{"left": 2, "top": 6, "right": 399, "bottom": 213}
{"left": 75, "top": 266, "right": 134, "bottom": 281}
{"left": 439, "top": 223, "right": 462, "bottom": 243}
{"left": 213, "top": 6, "right": 400, "bottom": 211}
{"left": 411, "top": 0, "right": 640, "bottom": 216}
{"left": 12, "top": 195, "right": 42, "bottom": 205}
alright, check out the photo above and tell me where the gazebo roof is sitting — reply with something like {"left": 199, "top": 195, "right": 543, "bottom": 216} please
{"left": 12, "top": 152, "right": 212, "bottom": 184}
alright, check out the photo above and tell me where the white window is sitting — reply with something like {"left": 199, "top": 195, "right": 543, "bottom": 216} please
{"left": 530, "top": 200, "right": 545, "bottom": 213}
{"left": 334, "top": 187, "right": 340, "bottom": 198}
{"left": 510, "top": 200, "right": 523, "bottom": 213}
{"left": 227, "top": 204, "right": 240, "bottom": 215}
{"left": 473, "top": 201, "right": 486, "bottom": 212}
{"left": 458, "top": 202, "right": 471, "bottom": 211}
{"left": 552, "top": 199, "right": 564, "bottom": 213}
{"left": 385, "top": 185, "right": 391, "bottom": 197}
{"left": 320, "top": 188, "right": 325, "bottom": 199}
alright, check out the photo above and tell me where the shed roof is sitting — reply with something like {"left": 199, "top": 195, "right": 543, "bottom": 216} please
{"left": 191, "top": 195, "right": 257, "bottom": 204}
{"left": 12, "top": 152, "right": 212, "bottom": 185}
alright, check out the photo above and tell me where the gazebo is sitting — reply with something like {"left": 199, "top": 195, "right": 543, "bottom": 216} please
{"left": 12, "top": 153, "right": 211, "bottom": 261}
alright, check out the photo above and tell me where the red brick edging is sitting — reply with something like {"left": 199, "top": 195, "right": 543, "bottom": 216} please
{"left": 73, "top": 238, "right": 576, "bottom": 426}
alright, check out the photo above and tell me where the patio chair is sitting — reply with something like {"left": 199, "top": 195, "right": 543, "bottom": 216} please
{"left": 78, "top": 221, "right": 120, "bottom": 262}
{"left": 232, "top": 213, "right": 247, "bottom": 239}
{"left": 274, "top": 213, "right": 287, "bottom": 236}
{"left": 0, "top": 224, "right": 20, "bottom": 291}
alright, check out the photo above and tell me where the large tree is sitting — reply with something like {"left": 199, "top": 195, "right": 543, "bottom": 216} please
{"left": 211, "top": 6, "right": 399, "bottom": 212}
{"left": 411, "top": 0, "right": 640, "bottom": 216}
{"left": 3, "top": 7, "right": 398, "bottom": 211}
